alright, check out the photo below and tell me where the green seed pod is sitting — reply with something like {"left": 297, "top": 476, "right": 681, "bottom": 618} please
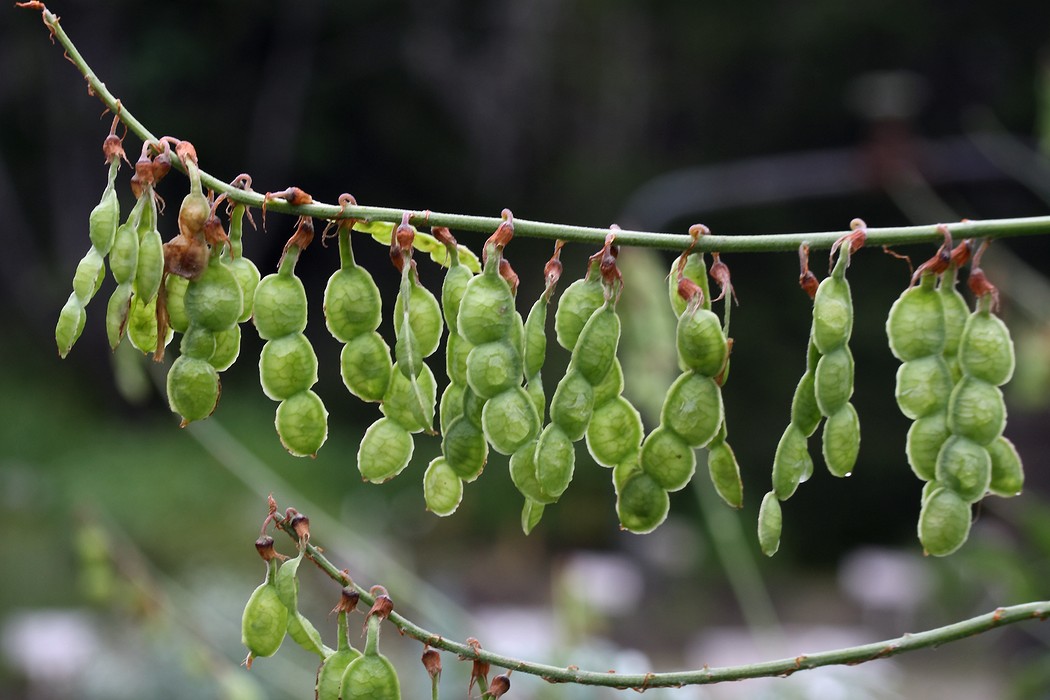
{"left": 510, "top": 442, "right": 557, "bottom": 504}
{"left": 241, "top": 560, "right": 288, "bottom": 661}
{"left": 757, "top": 491, "right": 783, "bottom": 557}
{"left": 918, "top": 486, "right": 972, "bottom": 557}
{"left": 522, "top": 499, "right": 545, "bottom": 534}
{"left": 381, "top": 362, "right": 437, "bottom": 433}
{"left": 522, "top": 297, "right": 549, "bottom": 381}
{"left": 134, "top": 229, "right": 164, "bottom": 304}
{"left": 184, "top": 261, "right": 243, "bottom": 333}
{"left": 947, "top": 376, "right": 1006, "bottom": 446}
{"left": 275, "top": 389, "right": 328, "bottom": 457}
{"left": 616, "top": 472, "right": 670, "bottom": 534}
{"left": 640, "top": 425, "right": 696, "bottom": 492}
{"left": 939, "top": 268, "right": 970, "bottom": 361}
{"left": 127, "top": 294, "right": 172, "bottom": 355}
{"left": 676, "top": 307, "right": 729, "bottom": 377}
{"left": 534, "top": 424, "right": 576, "bottom": 499}
{"left": 180, "top": 325, "right": 217, "bottom": 361}
{"left": 253, "top": 274, "right": 308, "bottom": 340}
{"left": 393, "top": 277, "right": 443, "bottom": 358}
{"left": 259, "top": 334, "right": 319, "bottom": 400}
{"left": 394, "top": 304, "right": 424, "bottom": 383}
{"left": 423, "top": 457, "right": 464, "bottom": 516}
{"left": 89, "top": 187, "right": 120, "bottom": 255}
{"left": 458, "top": 266, "right": 515, "bottom": 346}
{"left": 441, "top": 260, "right": 474, "bottom": 336}
{"left": 906, "top": 411, "right": 950, "bottom": 482}
{"left": 466, "top": 340, "right": 522, "bottom": 399}
{"left": 814, "top": 346, "right": 854, "bottom": 416}
{"left": 208, "top": 325, "right": 241, "bottom": 372}
{"left": 439, "top": 382, "right": 466, "bottom": 434}
{"left": 72, "top": 247, "right": 106, "bottom": 302}
{"left": 109, "top": 220, "right": 140, "bottom": 285}
{"left": 167, "top": 355, "right": 220, "bottom": 424}
{"left": 669, "top": 252, "right": 710, "bottom": 317}
{"left": 287, "top": 611, "right": 326, "bottom": 658}
{"left": 318, "top": 648, "right": 362, "bottom": 700}
{"left": 441, "top": 416, "right": 488, "bottom": 482}
{"left": 586, "top": 396, "right": 643, "bottom": 468}
{"left": 591, "top": 358, "right": 625, "bottom": 408}
{"left": 895, "top": 355, "right": 953, "bottom": 420}
{"left": 341, "top": 654, "right": 401, "bottom": 700}
{"left": 340, "top": 332, "right": 393, "bottom": 403}
{"left": 462, "top": 386, "right": 485, "bottom": 429}
{"left": 660, "top": 372, "right": 723, "bottom": 448}
{"left": 525, "top": 375, "right": 546, "bottom": 423}
{"left": 935, "top": 435, "right": 991, "bottom": 503}
{"left": 885, "top": 275, "right": 946, "bottom": 361}
{"left": 224, "top": 256, "right": 261, "bottom": 324}
{"left": 55, "top": 293, "right": 86, "bottom": 358}
{"left": 812, "top": 275, "right": 853, "bottom": 354}
{"left": 482, "top": 386, "right": 541, "bottom": 455}
{"left": 821, "top": 403, "right": 860, "bottom": 477}
{"left": 105, "top": 282, "right": 133, "bottom": 349}
{"left": 549, "top": 369, "right": 595, "bottom": 441}
{"left": 708, "top": 439, "right": 743, "bottom": 508}
{"left": 445, "top": 332, "right": 472, "bottom": 387}
{"left": 358, "top": 417, "right": 414, "bottom": 483}
{"left": 958, "top": 310, "right": 1015, "bottom": 386}
{"left": 789, "top": 371, "right": 822, "bottom": 438}
{"left": 987, "top": 435, "right": 1024, "bottom": 497}
{"left": 555, "top": 262, "right": 605, "bottom": 350}
{"left": 771, "top": 424, "right": 813, "bottom": 500}
{"left": 324, "top": 267, "right": 383, "bottom": 343}
{"left": 571, "top": 303, "right": 620, "bottom": 385}
{"left": 165, "top": 275, "right": 190, "bottom": 333}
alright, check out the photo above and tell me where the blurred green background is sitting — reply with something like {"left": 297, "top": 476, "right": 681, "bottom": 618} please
{"left": 2, "top": 1, "right": 1049, "bottom": 698}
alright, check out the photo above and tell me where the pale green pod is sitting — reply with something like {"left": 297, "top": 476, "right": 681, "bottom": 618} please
{"left": 482, "top": 386, "right": 541, "bottom": 455}
{"left": 381, "top": 362, "right": 437, "bottom": 433}
{"left": 771, "top": 424, "right": 813, "bottom": 500}
{"left": 616, "top": 472, "right": 670, "bottom": 534}
{"left": 127, "top": 294, "right": 172, "bottom": 355}
{"left": 939, "top": 268, "right": 970, "bottom": 360}
{"left": 105, "top": 281, "right": 133, "bottom": 349}
{"left": 72, "top": 247, "right": 106, "bottom": 302}
{"left": 341, "top": 654, "right": 401, "bottom": 700}
{"left": 640, "top": 425, "right": 696, "bottom": 492}
{"left": 522, "top": 297, "right": 549, "bottom": 380}
{"left": 317, "top": 645, "right": 362, "bottom": 700}
{"left": 677, "top": 307, "right": 729, "bottom": 377}
{"left": 586, "top": 396, "right": 644, "bottom": 468}
{"left": 458, "top": 265, "right": 515, "bottom": 346}
{"left": 821, "top": 403, "right": 860, "bottom": 477}
{"left": 423, "top": 457, "right": 464, "bottom": 516}
{"left": 525, "top": 374, "right": 546, "bottom": 423}
{"left": 340, "top": 332, "right": 392, "bottom": 403}
{"left": 439, "top": 382, "right": 465, "bottom": 435}
{"left": 895, "top": 355, "right": 953, "bottom": 420}
{"left": 935, "top": 435, "right": 991, "bottom": 503}
{"left": 591, "top": 358, "right": 625, "bottom": 408}
{"left": 790, "top": 370, "right": 822, "bottom": 438}
{"left": 987, "top": 435, "right": 1024, "bottom": 497}
{"left": 225, "top": 256, "right": 261, "bottom": 323}
{"left": 947, "top": 376, "right": 1005, "bottom": 446}
{"left": 208, "top": 325, "right": 241, "bottom": 372}
{"left": 167, "top": 355, "right": 220, "bottom": 424}
{"left": 918, "top": 486, "right": 972, "bottom": 556}
{"left": 180, "top": 325, "right": 217, "bottom": 361}
{"left": 358, "top": 417, "right": 414, "bottom": 482}
{"left": 56, "top": 293, "right": 86, "bottom": 358}
{"left": 812, "top": 275, "right": 853, "bottom": 354}
{"left": 550, "top": 369, "right": 595, "bottom": 441}
{"left": 906, "top": 411, "right": 950, "bottom": 482}
{"left": 287, "top": 612, "right": 326, "bottom": 658}
{"left": 660, "top": 372, "right": 723, "bottom": 448}
{"left": 445, "top": 332, "right": 472, "bottom": 386}
{"left": 885, "top": 275, "right": 945, "bottom": 361}
{"left": 134, "top": 228, "right": 164, "bottom": 304}
{"left": 275, "top": 389, "right": 328, "bottom": 457}
{"left": 109, "top": 220, "right": 139, "bottom": 285}
{"left": 393, "top": 276, "right": 444, "bottom": 358}
{"left": 555, "top": 262, "right": 605, "bottom": 351}
{"left": 510, "top": 441, "right": 557, "bottom": 504}
{"left": 708, "top": 439, "right": 744, "bottom": 508}
{"left": 958, "top": 310, "right": 1015, "bottom": 386}
{"left": 814, "top": 346, "right": 854, "bottom": 416}
{"left": 88, "top": 187, "right": 119, "bottom": 255}
{"left": 669, "top": 252, "right": 710, "bottom": 317}
{"left": 253, "top": 274, "right": 308, "bottom": 340}
{"left": 165, "top": 275, "right": 190, "bottom": 333}
{"left": 462, "top": 386, "right": 485, "bottom": 429}
{"left": 394, "top": 313, "right": 423, "bottom": 381}
{"left": 184, "top": 261, "right": 243, "bottom": 333}
{"left": 534, "top": 424, "right": 576, "bottom": 499}
{"left": 757, "top": 491, "right": 783, "bottom": 557}
{"left": 241, "top": 561, "right": 287, "bottom": 661}
{"left": 324, "top": 266, "right": 383, "bottom": 343}
{"left": 571, "top": 303, "right": 620, "bottom": 386}
{"left": 260, "top": 334, "right": 318, "bottom": 400}
{"left": 441, "top": 416, "right": 488, "bottom": 482}
{"left": 466, "top": 340, "right": 522, "bottom": 399}
{"left": 441, "top": 260, "right": 474, "bottom": 336}
{"left": 521, "top": 499, "right": 545, "bottom": 535}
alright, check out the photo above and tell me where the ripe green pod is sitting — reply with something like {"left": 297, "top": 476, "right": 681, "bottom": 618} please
{"left": 616, "top": 471, "right": 670, "bottom": 534}
{"left": 482, "top": 386, "right": 541, "bottom": 455}
{"left": 771, "top": 424, "right": 812, "bottom": 500}
{"left": 918, "top": 486, "right": 972, "bottom": 556}
{"left": 105, "top": 282, "right": 133, "bottom": 349}
{"left": 423, "top": 457, "right": 464, "bottom": 516}
{"left": 167, "top": 355, "right": 220, "bottom": 424}
{"left": 757, "top": 491, "right": 783, "bottom": 557}
{"left": 947, "top": 376, "right": 1005, "bottom": 446}
{"left": 324, "top": 267, "right": 383, "bottom": 343}
{"left": 253, "top": 274, "right": 308, "bottom": 340}
{"left": 466, "top": 340, "right": 522, "bottom": 399}
{"left": 895, "top": 355, "right": 953, "bottom": 420}
{"left": 259, "top": 334, "right": 319, "bottom": 400}
{"left": 180, "top": 325, "right": 217, "bottom": 361}
{"left": 89, "top": 187, "right": 120, "bottom": 255}
{"left": 555, "top": 262, "right": 605, "bottom": 350}
{"left": 458, "top": 266, "right": 515, "bottom": 346}
{"left": 676, "top": 307, "right": 729, "bottom": 377}
{"left": 571, "top": 303, "right": 620, "bottom": 385}
{"left": 208, "top": 325, "right": 241, "bottom": 372}
{"left": 72, "top": 247, "right": 106, "bottom": 301}
{"left": 534, "top": 424, "right": 576, "bottom": 499}
{"left": 822, "top": 404, "right": 860, "bottom": 477}
{"left": 358, "top": 417, "right": 414, "bottom": 483}
{"left": 381, "top": 362, "right": 436, "bottom": 433}
{"left": 640, "top": 426, "right": 696, "bottom": 492}
{"left": 241, "top": 560, "right": 288, "bottom": 661}
{"left": 184, "top": 261, "right": 243, "bottom": 333}
{"left": 393, "top": 277, "right": 443, "bottom": 358}
{"left": 708, "top": 439, "right": 744, "bottom": 508}
{"left": 56, "top": 293, "right": 86, "bottom": 358}
{"left": 906, "top": 411, "right": 950, "bottom": 482}
{"left": 340, "top": 332, "right": 393, "bottom": 403}
{"left": 789, "top": 371, "right": 822, "bottom": 438}
{"left": 586, "top": 396, "right": 643, "bottom": 468}
{"left": 814, "top": 346, "right": 854, "bottom": 416}
{"left": 988, "top": 435, "right": 1024, "bottom": 497}
{"left": 134, "top": 229, "right": 164, "bottom": 304}
{"left": 812, "top": 275, "right": 853, "bottom": 354}
{"left": 275, "top": 389, "right": 328, "bottom": 457}
{"left": 549, "top": 369, "right": 595, "bottom": 441}
{"left": 109, "top": 220, "right": 140, "bottom": 285}
{"left": 441, "top": 416, "right": 488, "bottom": 482}
{"left": 935, "top": 435, "right": 991, "bottom": 503}
{"left": 510, "top": 442, "right": 557, "bottom": 504}
{"left": 660, "top": 372, "right": 723, "bottom": 448}
{"left": 958, "top": 310, "right": 1015, "bottom": 386}
{"left": 165, "top": 275, "right": 190, "bottom": 333}
{"left": 885, "top": 275, "right": 946, "bottom": 361}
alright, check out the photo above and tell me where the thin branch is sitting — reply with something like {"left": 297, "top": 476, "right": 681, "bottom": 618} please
{"left": 22, "top": 2, "right": 1050, "bottom": 253}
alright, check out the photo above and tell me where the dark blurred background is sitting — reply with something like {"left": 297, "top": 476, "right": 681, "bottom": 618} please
{"left": 3, "top": 1, "right": 1050, "bottom": 698}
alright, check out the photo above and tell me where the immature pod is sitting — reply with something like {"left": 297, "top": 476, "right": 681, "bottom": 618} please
{"left": 340, "top": 598, "right": 401, "bottom": 700}
{"left": 441, "top": 415, "right": 488, "bottom": 482}
{"left": 549, "top": 369, "right": 594, "bottom": 441}
{"left": 821, "top": 402, "right": 860, "bottom": 477}
{"left": 423, "top": 457, "right": 465, "bottom": 516}
{"left": 241, "top": 559, "right": 288, "bottom": 663}
{"left": 358, "top": 417, "right": 414, "bottom": 483}
{"left": 987, "top": 435, "right": 1024, "bottom": 497}
{"left": 224, "top": 202, "right": 261, "bottom": 323}
{"left": 509, "top": 443, "right": 557, "bottom": 505}
{"left": 208, "top": 326, "right": 241, "bottom": 372}
{"left": 534, "top": 424, "right": 576, "bottom": 499}
{"left": 134, "top": 205, "right": 165, "bottom": 305}
{"left": 886, "top": 274, "right": 946, "bottom": 362}
{"left": 934, "top": 435, "right": 991, "bottom": 503}
{"left": 184, "top": 261, "right": 243, "bottom": 333}
{"left": 616, "top": 469, "right": 671, "bottom": 534}
{"left": 958, "top": 306, "right": 1015, "bottom": 386}
{"left": 811, "top": 273, "right": 853, "bottom": 354}
{"left": 640, "top": 426, "right": 696, "bottom": 492}
{"left": 274, "top": 549, "right": 326, "bottom": 658}
{"left": 757, "top": 490, "right": 783, "bottom": 557}
{"left": 906, "top": 412, "right": 951, "bottom": 482}
{"left": 165, "top": 276, "right": 190, "bottom": 333}
{"left": 458, "top": 257, "right": 517, "bottom": 346}
{"left": 275, "top": 390, "right": 329, "bottom": 457}
{"left": 571, "top": 302, "right": 620, "bottom": 385}
{"left": 894, "top": 355, "right": 953, "bottom": 420}
{"left": 392, "top": 272, "right": 444, "bottom": 361}
{"left": 707, "top": 437, "right": 744, "bottom": 509}
{"left": 814, "top": 346, "right": 854, "bottom": 416}
{"left": 55, "top": 293, "right": 87, "bottom": 358}
{"left": 127, "top": 294, "right": 172, "bottom": 355}
{"left": 381, "top": 363, "right": 437, "bottom": 434}
{"left": 660, "top": 372, "right": 723, "bottom": 448}
{"left": 554, "top": 258, "right": 604, "bottom": 351}
{"left": 676, "top": 307, "right": 728, "bottom": 377}
{"left": 316, "top": 609, "right": 362, "bottom": 700}
{"left": 668, "top": 251, "right": 710, "bottom": 317}
{"left": 771, "top": 424, "right": 813, "bottom": 500}
{"left": 89, "top": 185, "right": 120, "bottom": 255}
{"left": 341, "top": 333, "right": 393, "bottom": 403}
{"left": 946, "top": 376, "right": 1006, "bottom": 446}
{"left": 918, "top": 486, "right": 972, "bottom": 557}
{"left": 481, "top": 385, "right": 541, "bottom": 455}
{"left": 586, "top": 396, "right": 643, "bottom": 468}
{"left": 72, "top": 247, "right": 106, "bottom": 302}
{"left": 939, "top": 265, "right": 970, "bottom": 380}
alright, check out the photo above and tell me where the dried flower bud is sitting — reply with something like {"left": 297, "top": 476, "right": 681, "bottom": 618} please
{"left": 255, "top": 535, "right": 277, "bottom": 561}
{"left": 487, "top": 674, "right": 511, "bottom": 698}
{"left": 499, "top": 258, "right": 519, "bottom": 296}
{"left": 333, "top": 586, "right": 360, "bottom": 614}
{"left": 421, "top": 648, "right": 442, "bottom": 679}
{"left": 102, "top": 134, "right": 125, "bottom": 164}
{"left": 289, "top": 513, "right": 310, "bottom": 541}
{"left": 163, "top": 235, "right": 208, "bottom": 280}
{"left": 367, "top": 589, "right": 394, "bottom": 620}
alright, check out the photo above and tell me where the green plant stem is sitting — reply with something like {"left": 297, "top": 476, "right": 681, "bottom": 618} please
{"left": 272, "top": 513, "right": 1049, "bottom": 689}
{"left": 26, "top": 3, "right": 1050, "bottom": 254}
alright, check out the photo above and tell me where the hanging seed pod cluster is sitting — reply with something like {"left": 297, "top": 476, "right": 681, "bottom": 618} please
{"left": 58, "top": 131, "right": 1024, "bottom": 556}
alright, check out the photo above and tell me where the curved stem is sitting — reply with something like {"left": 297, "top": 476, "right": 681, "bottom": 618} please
{"left": 26, "top": 3, "right": 1050, "bottom": 254}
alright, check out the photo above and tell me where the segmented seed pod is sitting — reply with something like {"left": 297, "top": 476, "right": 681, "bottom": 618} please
{"left": 939, "top": 264, "right": 970, "bottom": 381}
{"left": 89, "top": 184, "right": 120, "bottom": 256}
{"left": 423, "top": 457, "right": 464, "bottom": 516}
{"left": 358, "top": 417, "right": 415, "bottom": 483}
{"left": 127, "top": 294, "right": 173, "bottom": 355}
{"left": 918, "top": 486, "right": 972, "bottom": 557}
{"left": 340, "top": 599, "right": 401, "bottom": 700}
{"left": 987, "top": 435, "right": 1024, "bottom": 497}
{"left": 274, "top": 548, "right": 327, "bottom": 658}
{"left": 316, "top": 608, "right": 362, "bottom": 700}
{"left": 615, "top": 468, "right": 671, "bottom": 535}
{"left": 224, "top": 201, "right": 261, "bottom": 323}
{"left": 241, "top": 559, "right": 288, "bottom": 664}
{"left": 554, "top": 257, "right": 605, "bottom": 351}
